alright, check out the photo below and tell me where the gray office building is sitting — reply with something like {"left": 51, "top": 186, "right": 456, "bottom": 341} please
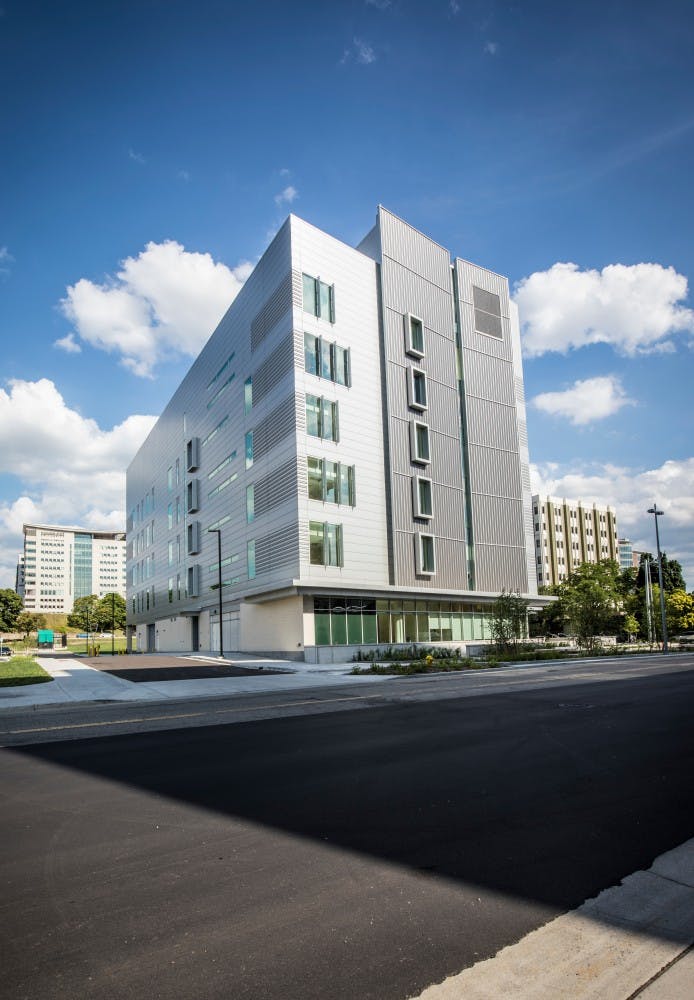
{"left": 126, "top": 207, "right": 540, "bottom": 660}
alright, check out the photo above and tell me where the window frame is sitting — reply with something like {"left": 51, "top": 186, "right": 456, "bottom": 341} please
{"left": 405, "top": 313, "right": 425, "bottom": 359}
{"left": 408, "top": 366, "right": 428, "bottom": 411}
{"left": 416, "top": 533, "right": 436, "bottom": 576}
{"left": 410, "top": 420, "right": 431, "bottom": 465}
{"left": 412, "top": 475, "right": 433, "bottom": 520}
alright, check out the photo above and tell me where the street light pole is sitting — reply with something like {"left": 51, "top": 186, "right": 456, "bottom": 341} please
{"left": 647, "top": 504, "right": 668, "bottom": 653}
{"left": 208, "top": 528, "right": 224, "bottom": 659}
{"left": 111, "top": 592, "right": 115, "bottom": 656}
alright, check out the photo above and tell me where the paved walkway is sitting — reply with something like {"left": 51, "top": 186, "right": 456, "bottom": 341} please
{"left": 0, "top": 653, "right": 382, "bottom": 709}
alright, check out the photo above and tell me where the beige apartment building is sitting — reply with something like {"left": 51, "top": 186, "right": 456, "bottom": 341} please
{"left": 532, "top": 495, "right": 619, "bottom": 588}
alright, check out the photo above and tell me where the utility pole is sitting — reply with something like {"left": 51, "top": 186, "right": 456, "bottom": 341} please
{"left": 647, "top": 504, "right": 669, "bottom": 653}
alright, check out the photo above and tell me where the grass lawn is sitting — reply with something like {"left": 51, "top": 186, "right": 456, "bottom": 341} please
{"left": 67, "top": 636, "right": 131, "bottom": 654}
{"left": 0, "top": 657, "right": 54, "bottom": 687}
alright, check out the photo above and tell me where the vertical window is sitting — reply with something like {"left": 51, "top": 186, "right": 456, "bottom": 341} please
{"left": 411, "top": 421, "right": 430, "bottom": 464}
{"left": 303, "top": 273, "right": 317, "bottom": 316}
{"left": 405, "top": 314, "right": 425, "bottom": 358}
{"left": 306, "top": 394, "right": 321, "bottom": 436}
{"left": 417, "top": 534, "right": 436, "bottom": 575}
{"left": 409, "top": 368, "right": 428, "bottom": 410}
{"left": 307, "top": 457, "right": 323, "bottom": 500}
{"left": 325, "top": 523, "right": 342, "bottom": 566}
{"left": 167, "top": 467, "right": 173, "bottom": 491}
{"left": 322, "top": 399, "right": 338, "bottom": 442}
{"left": 319, "top": 282, "right": 332, "bottom": 322}
{"left": 309, "top": 521, "right": 325, "bottom": 565}
{"left": 324, "top": 461, "right": 338, "bottom": 503}
{"left": 244, "top": 377, "right": 253, "bottom": 414}
{"left": 320, "top": 338, "right": 332, "bottom": 380}
{"left": 334, "top": 345, "right": 350, "bottom": 387}
{"left": 175, "top": 496, "right": 181, "bottom": 524}
{"left": 245, "top": 431, "right": 254, "bottom": 469}
{"left": 176, "top": 535, "right": 181, "bottom": 564}
{"left": 175, "top": 458, "right": 180, "bottom": 485}
{"left": 413, "top": 476, "right": 433, "bottom": 519}
{"left": 304, "top": 333, "right": 318, "bottom": 375}
{"left": 339, "top": 465, "right": 355, "bottom": 506}
{"left": 247, "top": 540, "right": 256, "bottom": 580}
{"left": 176, "top": 574, "right": 181, "bottom": 600}
{"left": 246, "top": 484, "right": 254, "bottom": 523}
{"left": 168, "top": 541, "right": 173, "bottom": 566}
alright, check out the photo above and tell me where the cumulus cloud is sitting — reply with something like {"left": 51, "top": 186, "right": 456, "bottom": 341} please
{"left": 531, "top": 375, "right": 633, "bottom": 426}
{"left": 0, "top": 245, "right": 13, "bottom": 276}
{"left": 275, "top": 185, "right": 298, "bottom": 206}
{"left": 514, "top": 261, "right": 694, "bottom": 357}
{"left": 0, "top": 378, "right": 157, "bottom": 587}
{"left": 128, "top": 148, "right": 146, "bottom": 164}
{"left": 484, "top": 41, "right": 498, "bottom": 54}
{"left": 531, "top": 457, "right": 694, "bottom": 588}
{"left": 60, "top": 240, "right": 252, "bottom": 377}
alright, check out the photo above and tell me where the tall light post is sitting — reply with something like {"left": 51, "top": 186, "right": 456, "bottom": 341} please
{"left": 647, "top": 504, "right": 668, "bottom": 653}
{"left": 111, "top": 592, "right": 115, "bottom": 656}
{"left": 208, "top": 528, "right": 224, "bottom": 659}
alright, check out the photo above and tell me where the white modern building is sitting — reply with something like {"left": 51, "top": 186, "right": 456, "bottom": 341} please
{"left": 532, "top": 496, "right": 619, "bottom": 588}
{"left": 127, "top": 207, "right": 544, "bottom": 660}
{"left": 20, "top": 523, "right": 127, "bottom": 614}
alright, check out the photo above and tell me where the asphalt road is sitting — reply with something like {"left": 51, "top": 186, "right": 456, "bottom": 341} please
{"left": 2, "top": 657, "right": 693, "bottom": 1000}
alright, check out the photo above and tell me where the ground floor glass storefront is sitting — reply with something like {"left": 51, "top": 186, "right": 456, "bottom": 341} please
{"left": 313, "top": 596, "right": 493, "bottom": 646}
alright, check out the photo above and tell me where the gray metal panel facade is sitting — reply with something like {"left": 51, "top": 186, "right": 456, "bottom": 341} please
{"left": 377, "top": 207, "right": 469, "bottom": 591}
{"left": 455, "top": 259, "right": 531, "bottom": 594}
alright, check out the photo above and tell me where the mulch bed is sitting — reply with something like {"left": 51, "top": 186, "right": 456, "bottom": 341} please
{"left": 82, "top": 655, "right": 286, "bottom": 682}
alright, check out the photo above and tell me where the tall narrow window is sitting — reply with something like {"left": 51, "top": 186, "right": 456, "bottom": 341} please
{"left": 405, "top": 314, "right": 425, "bottom": 358}
{"left": 334, "top": 345, "right": 350, "bottom": 386}
{"left": 339, "top": 465, "right": 355, "bottom": 506}
{"left": 409, "top": 368, "right": 428, "bottom": 411}
{"left": 303, "top": 273, "right": 317, "bottom": 316}
{"left": 320, "top": 338, "right": 332, "bottom": 380}
{"left": 309, "top": 522, "right": 343, "bottom": 566}
{"left": 244, "top": 377, "right": 253, "bottom": 414}
{"left": 413, "top": 476, "right": 433, "bottom": 519}
{"left": 324, "top": 461, "right": 338, "bottom": 504}
{"left": 411, "top": 421, "right": 430, "bottom": 465}
{"left": 417, "top": 534, "right": 436, "bottom": 575}
{"left": 246, "top": 484, "right": 254, "bottom": 523}
{"left": 247, "top": 540, "right": 256, "bottom": 580}
{"left": 245, "top": 431, "right": 254, "bottom": 469}
{"left": 309, "top": 521, "right": 325, "bottom": 565}
{"left": 304, "top": 333, "right": 318, "bottom": 376}
{"left": 307, "top": 457, "right": 323, "bottom": 500}
{"left": 325, "top": 523, "right": 342, "bottom": 566}
{"left": 167, "top": 467, "right": 173, "bottom": 491}
{"left": 167, "top": 503, "right": 173, "bottom": 530}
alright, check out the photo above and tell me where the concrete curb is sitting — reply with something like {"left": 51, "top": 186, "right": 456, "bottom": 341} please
{"left": 412, "top": 839, "right": 694, "bottom": 999}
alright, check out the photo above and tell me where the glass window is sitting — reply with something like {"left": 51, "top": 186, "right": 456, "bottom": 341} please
{"left": 306, "top": 394, "right": 321, "bottom": 437}
{"left": 245, "top": 431, "right": 253, "bottom": 469}
{"left": 320, "top": 338, "right": 332, "bottom": 380}
{"left": 334, "top": 345, "right": 350, "bottom": 386}
{"left": 246, "top": 484, "right": 254, "bottom": 523}
{"left": 325, "top": 523, "right": 342, "bottom": 566}
{"left": 413, "top": 422, "right": 430, "bottom": 464}
{"left": 319, "top": 281, "right": 332, "bottom": 322}
{"left": 315, "top": 608, "right": 331, "bottom": 645}
{"left": 324, "top": 461, "right": 338, "bottom": 503}
{"left": 175, "top": 458, "right": 180, "bottom": 485}
{"left": 304, "top": 333, "right": 318, "bottom": 376}
{"left": 339, "top": 465, "right": 355, "bottom": 506}
{"left": 244, "top": 377, "right": 252, "bottom": 414}
{"left": 362, "top": 612, "right": 377, "bottom": 644}
{"left": 309, "top": 521, "right": 324, "bottom": 564}
{"left": 303, "top": 273, "right": 317, "bottom": 316}
{"left": 308, "top": 457, "right": 323, "bottom": 500}
{"left": 330, "top": 605, "right": 347, "bottom": 644}
{"left": 168, "top": 541, "right": 173, "bottom": 566}
{"left": 419, "top": 534, "right": 436, "bottom": 575}
{"left": 247, "top": 540, "right": 256, "bottom": 580}
{"left": 411, "top": 368, "right": 427, "bottom": 410}
{"left": 346, "top": 606, "right": 362, "bottom": 644}
{"left": 167, "top": 503, "right": 173, "bottom": 530}
{"left": 407, "top": 315, "right": 425, "bottom": 356}
{"left": 322, "top": 399, "right": 337, "bottom": 441}
{"left": 415, "top": 477, "right": 433, "bottom": 518}
{"left": 167, "top": 467, "right": 173, "bottom": 491}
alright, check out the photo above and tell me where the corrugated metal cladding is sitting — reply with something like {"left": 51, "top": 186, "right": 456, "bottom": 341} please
{"left": 250, "top": 274, "right": 293, "bottom": 352}
{"left": 468, "top": 445, "right": 523, "bottom": 499}
{"left": 475, "top": 544, "right": 528, "bottom": 593}
{"left": 466, "top": 396, "right": 518, "bottom": 451}
{"left": 253, "top": 333, "right": 294, "bottom": 405}
{"left": 378, "top": 207, "right": 452, "bottom": 291}
{"left": 253, "top": 394, "right": 295, "bottom": 460}
{"left": 377, "top": 207, "right": 468, "bottom": 590}
{"left": 256, "top": 526, "right": 299, "bottom": 576}
{"left": 254, "top": 459, "right": 297, "bottom": 518}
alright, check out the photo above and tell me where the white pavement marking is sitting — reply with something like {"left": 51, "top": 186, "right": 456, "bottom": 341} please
{"left": 413, "top": 839, "right": 694, "bottom": 1000}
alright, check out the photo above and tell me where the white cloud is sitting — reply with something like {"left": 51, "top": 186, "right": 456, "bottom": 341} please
{"left": 53, "top": 332, "right": 82, "bottom": 354}
{"left": 342, "top": 38, "right": 377, "bottom": 65}
{"left": 0, "top": 379, "right": 157, "bottom": 587}
{"left": 128, "top": 148, "right": 146, "bottom": 164}
{"left": 531, "top": 375, "right": 633, "bottom": 426}
{"left": 365, "top": 0, "right": 391, "bottom": 8}
{"left": 514, "top": 261, "right": 694, "bottom": 357}
{"left": 484, "top": 41, "right": 498, "bottom": 54}
{"left": 60, "top": 240, "right": 252, "bottom": 377}
{"left": 275, "top": 185, "right": 298, "bottom": 206}
{"left": 449, "top": 1, "right": 460, "bottom": 14}
{"left": 0, "top": 245, "right": 13, "bottom": 275}
{"left": 531, "top": 457, "right": 694, "bottom": 588}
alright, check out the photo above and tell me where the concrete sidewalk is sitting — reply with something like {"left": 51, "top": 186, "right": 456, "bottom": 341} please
{"left": 415, "top": 838, "right": 694, "bottom": 1000}
{"left": 0, "top": 654, "right": 382, "bottom": 709}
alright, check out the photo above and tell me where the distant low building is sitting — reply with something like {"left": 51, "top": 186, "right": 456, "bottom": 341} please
{"left": 21, "top": 523, "right": 126, "bottom": 614}
{"left": 618, "top": 537, "right": 633, "bottom": 572}
{"left": 532, "top": 496, "right": 619, "bottom": 588}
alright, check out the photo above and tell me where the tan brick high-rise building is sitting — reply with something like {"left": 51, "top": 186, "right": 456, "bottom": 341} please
{"left": 532, "top": 495, "right": 618, "bottom": 588}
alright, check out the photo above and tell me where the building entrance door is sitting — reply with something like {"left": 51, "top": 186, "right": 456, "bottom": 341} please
{"left": 147, "top": 623, "right": 156, "bottom": 652}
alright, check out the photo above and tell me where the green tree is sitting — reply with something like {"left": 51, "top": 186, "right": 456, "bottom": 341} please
{"left": 637, "top": 552, "right": 686, "bottom": 593}
{"left": 665, "top": 589, "right": 694, "bottom": 635}
{"left": 95, "top": 593, "right": 127, "bottom": 632}
{"left": 16, "top": 611, "right": 47, "bottom": 639}
{"left": 0, "top": 589, "right": 23, "bottom": 630}
{"left": 559, "top": 559, "right": 621, "bottom": 652}
{"left": 490, "top": 590, "right": 529, "bottom": 650}
{"left": 622, "top": 613, "right": 640, "bottom": 641}
{"left": 67, "top": 595, "right": 100, "bottom": 632}
{"left": 528, "top": 585, "right": 565, "bottom": 638}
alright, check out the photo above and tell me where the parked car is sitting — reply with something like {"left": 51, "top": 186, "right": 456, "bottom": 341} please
{"left": 0, "top": 645, "right": 12, "bottom": 656}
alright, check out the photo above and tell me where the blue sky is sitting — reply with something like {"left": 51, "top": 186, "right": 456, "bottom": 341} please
{"left": 1, "top": 0, "right": 693, "bottom": 587}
